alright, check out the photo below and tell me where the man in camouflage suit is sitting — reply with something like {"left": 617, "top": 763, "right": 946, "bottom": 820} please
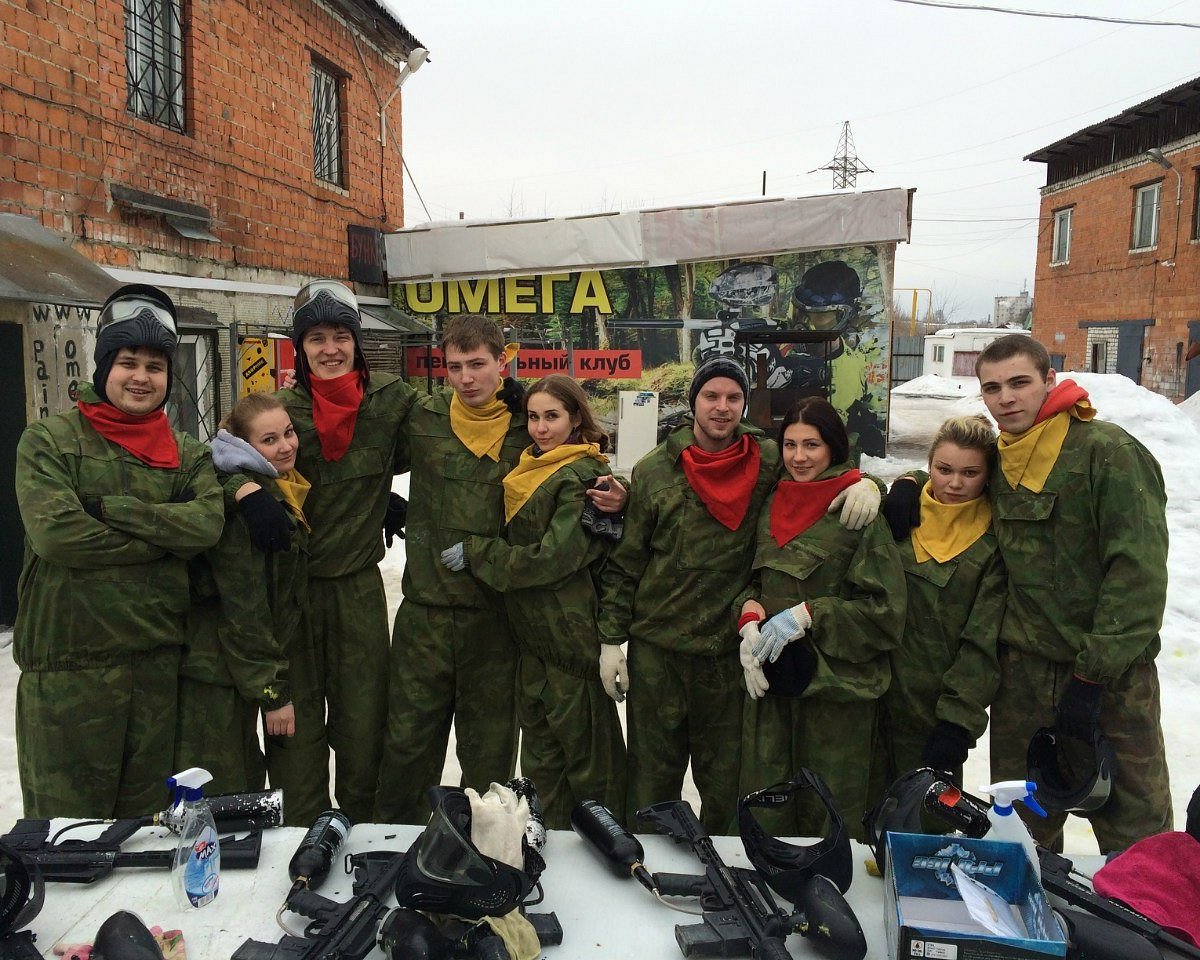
{"left": 598, "top": 358, "right": 881, "bottom": 832}
{"left": 978, "top": 334, "right": 1171, "bottom": 852}
{"left": 14, "top": 285, "right": 224, "bottom": 817}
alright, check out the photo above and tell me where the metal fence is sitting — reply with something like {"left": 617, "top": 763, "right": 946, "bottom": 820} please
{"left": 891, "top": 334, "right": 924, "bottom": 387}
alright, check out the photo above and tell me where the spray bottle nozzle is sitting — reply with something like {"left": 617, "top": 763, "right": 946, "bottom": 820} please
{"left": 981, "top": 780, "right": 1047, "bottom": 819}
{"left": 168, "top": 767, "right": 214, "bottom": 803}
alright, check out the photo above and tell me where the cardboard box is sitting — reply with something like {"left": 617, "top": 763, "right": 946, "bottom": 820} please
{"left": 884, "top": 832, "right": 1068, "bottom": 960}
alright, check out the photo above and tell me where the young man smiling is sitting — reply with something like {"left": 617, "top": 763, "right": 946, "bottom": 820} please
{"left": 14, "top": 285, "right": 224, "bottom": 817}
{"left": 977, "top": 334, "right": 1171, "bottom": 852}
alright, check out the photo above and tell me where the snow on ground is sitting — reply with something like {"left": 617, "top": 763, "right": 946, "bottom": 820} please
{"left": 0, "top": 371, "right": 1194, "bottom": 849}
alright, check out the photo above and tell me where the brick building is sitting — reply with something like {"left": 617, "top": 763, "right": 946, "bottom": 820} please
{"left": 0, "top": 0, "right": 429, "bottom": 623}
{"left": 1026, "top": 76, "right": 1200, "bottom": 400}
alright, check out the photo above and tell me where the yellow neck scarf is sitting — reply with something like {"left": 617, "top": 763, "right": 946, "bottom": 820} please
{"left": 503, "top": 442, "right": 606, "bottom": 523}
{"left": 274, "top": 469, "right": 311, "bottom": 531}
{"left": 450, "top": 390, "right": 512, "bottom": 462}
{"left": 911, "top": 481, "right": 991, "bottom": 563}
{"left": 997, "top": 400, "right": 1095, "bottom": 493}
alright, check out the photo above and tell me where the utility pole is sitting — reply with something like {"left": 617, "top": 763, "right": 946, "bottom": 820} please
{"left": 810, "top": 121, "right": 873, "bottom": 190}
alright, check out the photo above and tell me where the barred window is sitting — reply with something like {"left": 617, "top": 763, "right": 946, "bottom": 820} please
{"left": 312, "top": 61, "right": 343, "bottom": 186}
{"left": 125, "top": 0, "right": 184, "bottom": 132}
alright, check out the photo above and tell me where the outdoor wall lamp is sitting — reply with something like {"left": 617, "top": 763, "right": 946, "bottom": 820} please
{"left": 1146, "top": 147, "right": 1183, "bottom": 265}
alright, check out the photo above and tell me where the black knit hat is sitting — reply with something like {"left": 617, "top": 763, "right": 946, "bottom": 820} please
{"left": 93, "top": 284, "right": 178, "bottom": 408}
{"left": 689, "top": 356, "right": 751, "bottom": 410}
{"left": 291, "top": 279, "right": 369, "bottom": 390}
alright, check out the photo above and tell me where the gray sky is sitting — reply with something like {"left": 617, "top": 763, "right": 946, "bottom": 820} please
{"left": 385, "top": 0, "right": 1200, "bottom": 322}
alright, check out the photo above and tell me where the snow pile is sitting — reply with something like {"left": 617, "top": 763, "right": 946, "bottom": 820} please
{"left": 892, "top": 373, "right": 980, "bottom": 399}
{"left": 1179, "top": 388, "right": 1200, "bottom": 430}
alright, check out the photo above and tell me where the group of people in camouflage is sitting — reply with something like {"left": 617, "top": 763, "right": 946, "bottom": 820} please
{"left": 13, "top": 279, "right": 1172, "bottom": 854}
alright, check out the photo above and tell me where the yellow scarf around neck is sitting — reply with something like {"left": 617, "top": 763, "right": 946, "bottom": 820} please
{"left": 274, "top": 469, "right": 311, "bottom": 531}
{"left": 997, "top": 400, "right": 1094, "bottom": 493}
{"left": 450, "top": 390, "right": 513, "bottom": 461}
{"left": 503, "top": 442, "right": 606, "bottom": 522}
{"left": 911, "top": 481, "right": 992, "bottom": 564}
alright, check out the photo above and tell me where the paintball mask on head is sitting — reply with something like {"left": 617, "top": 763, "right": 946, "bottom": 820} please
{"left": 1027, "top": 726, "right": 1114, "bottom": 814}
{"left": 0, "top": 842, "right": 43, "bottom": 944}
{"left": 93, "top": 284, "right": 179, "bottom": 407}
{"left": 738, "top": 769, "right": 854, "bottom": 898}
{"left": 394, "top": 787, "right": 544, "bottom": 921}
{"left": 291, "top": 279, "right": 369, "bottom": 390}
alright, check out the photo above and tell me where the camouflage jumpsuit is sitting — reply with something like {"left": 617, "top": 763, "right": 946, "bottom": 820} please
{"left": 598, "top": 421, "right": 779, "bottom": 834}
{"left": 738, "top": 464, "right": 906, "bottom": 841}
{"left": 460, "top": 455, "right": 625, "bottom": 830}
{"left": 14, "top": 382, "right": 224, "bottom": 817}
{"left": 374, "top": 389, "right": 527, "bottom": 825}
{"left": 988, "top": 417, "right": 1172, "bottom": 852}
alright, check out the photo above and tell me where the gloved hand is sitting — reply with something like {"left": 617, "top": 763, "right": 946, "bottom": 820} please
{"left": 739, "top": 623, "right": 770, "bottom": 700}
{"left": 384, "top": 492, "right": 408, "bottom": 548}
{"left": 497, "top": 376, "right": 525, "bottom": 415}
{"left": 762, "top": 641, "right": 818, "bottom": 698}
{"left": 82, "top": 497, "right": 105, "bottom": 523}
{"left": 169, "top": 487, "right": 196, "bottom": 504}
{"left": 920, "top": 720, "right": 972, "bottom": 771}
{"left": 599, "top": 644, "right": 629, "bottom": 702}
{"left": 440, "top": 542, "right": 466, "bottom": 572}
{"left": 882, "top": 476, "right": 922, "bottom": 541}
{"left": 751, "top": 603, "right": 812, "bottom": 663}
{"left": 581, "top": 479, "right": 624, "bottom": 541}
{"left": 238, "top": 488, "right": 292, "bottom": 552}
{"left": 1055, "top": 676, "right": 1104, "bottom": 740}
{"left": 828, "top": 477, "right": 881, "bottom": 530}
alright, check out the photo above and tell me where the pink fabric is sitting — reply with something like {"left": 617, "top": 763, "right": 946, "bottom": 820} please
{"left": 1092, "top": 831, "right": 1200, "bottom": 947}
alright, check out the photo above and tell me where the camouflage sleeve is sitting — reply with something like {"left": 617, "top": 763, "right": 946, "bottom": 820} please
{"left": 1075, "top": 439, "right": 1169, "bottom": 683}
{"left": 97, "top": 442, "right": 225, "bottom": 559}
{"left": 808, "top": 516, "right": 907, "bottom": 662}
{"left": 936, "top": 548, "right": 1005, "bottom": 738}
{"left": 596, "top": 469, "right": 656, "bottom": 644}
{"left": 15, "top": 421, "right": 166, "bottom": 566}
{"left": 207, "top": 513, "right": 290, "bottom": 708}
{"left": 463, "top": 484, "right": 605, "bottom": 592}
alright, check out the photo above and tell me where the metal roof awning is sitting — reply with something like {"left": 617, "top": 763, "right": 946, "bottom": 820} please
{"left": 360, "top": 303, "right": 434, "bottom": 335}
{"left": 0, "top": 214, "right": 118, "bottom": 307}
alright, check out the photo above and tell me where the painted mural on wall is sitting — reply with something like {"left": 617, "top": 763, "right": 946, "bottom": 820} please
{"left": 398, "top": 244, "right": 892, "bottom": 456}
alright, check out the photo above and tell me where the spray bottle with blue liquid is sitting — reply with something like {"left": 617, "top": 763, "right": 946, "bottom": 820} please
{"left": 168, "top": 767, "right": 221, "bottom": 909}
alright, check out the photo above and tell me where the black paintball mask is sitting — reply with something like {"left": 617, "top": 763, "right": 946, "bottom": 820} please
{"left": 394, "top": 787, "right": 544, "bottom": 921}
{"left": 738, "top": 769, "right": 854, "bottom": 898}
{"left": 93, "top": 284, "right": 179, "bottom": 409}
{"left": 863, "top": 768, "right": 992, "bottom": 875}
{"left": 0, "top": 843, "right": 43, "bottom": 942}
{"left": 291, "top": 279, "right": 369, "bottom": 392}
{"left": 1027, "top": 726, "right": 1114, "bottom": 814}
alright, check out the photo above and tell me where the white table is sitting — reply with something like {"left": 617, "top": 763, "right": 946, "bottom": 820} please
{"left": 20, "top": 823, "right": 898, "bottom": 959}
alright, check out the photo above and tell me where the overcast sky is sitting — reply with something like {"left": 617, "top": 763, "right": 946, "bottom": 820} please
{"left": 384, "top": 1, "right": 1200, "bottom": 323}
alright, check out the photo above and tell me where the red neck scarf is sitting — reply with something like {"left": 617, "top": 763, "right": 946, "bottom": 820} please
{"left": 769, "top": 469, "right": 862, "bottom": 547}
{"left": 77, "top": 400, "right": 180, "bottom": 468}
{"left": 679, "top": 433, "right": 762, "bottom": 531}
{"left": 309, "top": 370, "right": 365, "bottom": 462}
{"left": 1033, "top": 379, "right": 1090, "bottom": 425}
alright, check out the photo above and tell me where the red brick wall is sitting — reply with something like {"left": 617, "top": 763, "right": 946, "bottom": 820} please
{"left": 1031, "top": 141, "right": 1200, "bottom": 399}
{"left": 0, "top": 0, "right": 409, "bottom": 276}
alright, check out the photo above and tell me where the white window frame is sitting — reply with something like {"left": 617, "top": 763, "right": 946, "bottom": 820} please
{"left": 1131, "top": 182, "right": 1161, "bottom": 250}
{"left": 1051, "top": 207, "right": 1072, "bottom": 264}
{"left": 932, "top": 344, "right": 945, "bottom": 363}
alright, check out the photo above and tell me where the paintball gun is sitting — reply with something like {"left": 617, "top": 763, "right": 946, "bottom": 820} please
{"left": 378, "top": 905, "right": 563, "bottom": 960}
{"left": 572, "top": 798, "right": 866, "bottom": 960}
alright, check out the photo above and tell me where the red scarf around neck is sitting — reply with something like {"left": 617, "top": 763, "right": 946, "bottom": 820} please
{"left": 1033, "top": 379, "right": 1089, "bottom": 426}
{"left": 679, "top": 433, "right": 762, "bottom": 531}
{"left": 77, "top": 400, "right": 180, "bottom": 468}
{"left": 769, "top": 469, "right": 862, "bottom": 547}
{"left": 310, "top": 370, "right": 365, "bottom": 462}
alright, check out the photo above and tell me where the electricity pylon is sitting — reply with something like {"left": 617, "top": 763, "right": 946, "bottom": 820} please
{"left": 811, "top": 121, "right": 872, "bottom": 189}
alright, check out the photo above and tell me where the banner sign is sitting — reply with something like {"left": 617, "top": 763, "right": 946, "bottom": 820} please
{"left": 407, "top": 348, "right": 642, "bottom": 380}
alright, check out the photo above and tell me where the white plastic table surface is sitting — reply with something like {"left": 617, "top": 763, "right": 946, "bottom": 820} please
{"left": 26, "top": 823, "right": 896, "bottom": 959}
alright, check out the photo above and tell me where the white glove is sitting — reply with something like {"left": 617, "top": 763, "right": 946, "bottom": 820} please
{"left": 466, "top": 782, "right": 528, "bottom": 869}
{"left": 599, "top": 644, "right": 629, "bottom": 702}
{"left": 828, "top": 477, "right": 881, "bottom": 531}
{"left": 440, "top": 542, "right": 466, "bottom": 571}
{"left": 751, "top": 603, "right": 812, "bottom": 663}
{"left": 739, "top": 623, "right": 770, "bottom": 700}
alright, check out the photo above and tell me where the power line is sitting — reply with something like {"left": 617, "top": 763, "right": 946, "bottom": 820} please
{"left": 891, "top": 0, "right": 1200, "bottom": 28}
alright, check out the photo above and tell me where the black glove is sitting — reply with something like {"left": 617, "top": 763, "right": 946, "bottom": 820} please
{"left": 82, "top": 497, "right": 105, "bottom": 522}
{"left": 238, "top": 488, "right": 293, "bottom": 553}
{"left": 1055, "top": 676, "right": 1104, "bottom": 741}
{"left": 580, "top": 479, "right": 624, "bottom": 542}
{"left": 170, "top": 487, "right": 196, "bottom": 504}
{"left": 497, "top": 376, "right": 525, "bottom": 415}
{"left": 761, "top": 641, "right": 818, "bottom": 698}
{"left": 384, "top": 493, "right": 408, "bottom": 548}
{"left": 920, "top": 720, "right": 972, "bottom": 772}
{"left": 882, "top": 476, "right": 922, "bottom": 541}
